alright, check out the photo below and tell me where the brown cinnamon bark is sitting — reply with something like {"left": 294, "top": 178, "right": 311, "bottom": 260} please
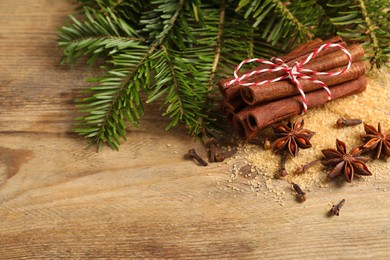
{"left": 223, "top": 96, "right": 243, "bottom": 111}
{"left": 243, "top": 76, "right": 367, "bottom": 137}
{"left": 232, "top": 107, "right": 258, "bottom": 140}
{"left": 241, "top": 61, "right": 366, "bottom": 105}
{"left": 302, "top": 44, "right": 364, "bottom": 72}
{"left": 222, "top": 97, "right": 244, "bottom": 122}
{"left": 281, "top": 38, "right": 324, "bottom": 63}
{"left": 220, "top": 37, "right": 346, "bottom": 100}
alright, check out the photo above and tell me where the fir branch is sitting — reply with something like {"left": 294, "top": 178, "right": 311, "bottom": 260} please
{"left": 58, "top": 9, "right": 145, "bottom": 65}
{"left": 147, "top": 46, "right": 209, "bottom": 134}
{"left": 146, "top": 1, "right": 219, "bottom": 136}
{"left": 272, "top": 0, "right": 315, "bottom": 41}
{"left": 358, "top": 0, "right": 387, "bottom": 67}
{"left": 75, "top": 49, "right": 149, "bottom": 150}
{"left": 237, "top": 0, "right": 316, "bottom": 47}
{"left": 216, "top": 8, "right": 278, "bottom": 80}
{"left": 76, "top": 0, "right": 146, "bottom": 24}
{"left": 325, "top": 0, "right": 390, "bottom": 67}
{"left": 72, "top": 0, "right": 188, "bottom": 149}
{"left": 208, "top": 0, "right": 226, "bottom": 89}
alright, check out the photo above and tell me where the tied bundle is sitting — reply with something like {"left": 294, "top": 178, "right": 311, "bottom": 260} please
{"left": 218, "top": 36, "right": 367, "bottom": 140}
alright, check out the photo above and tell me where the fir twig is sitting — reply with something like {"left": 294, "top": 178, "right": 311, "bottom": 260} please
{"left": 237, "top": 0, "right": 316, "bottom": 47}
{"left": 325, "top": 0, "right": 390, "bottom": 68}
{"left": 358, "top": 0, "right": 383, "bottom": 67}
{"left": 208, "top": 0, "right": 226, "bottom": 90}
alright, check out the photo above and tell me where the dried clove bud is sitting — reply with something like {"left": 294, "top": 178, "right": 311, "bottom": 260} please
{"left": 280, "top": 168, "right": 288, "bottom": 177}
{"left": 336, "top": 117, "right": 362, "bottom": 127}
{"left": 209, "top": 144, "right": 225, "bottom": 162}
{"left": 292, "top": 182, "right": 306, "bottom": 202}
{"left": 275, "top": 155, "right": 288, "bottom": 178}
{"left": 248, "top": 138, "right": 265, "bottom": 146}
{"left": 294, "top": 159, "right": 319, "bottom": 174}
{"left": 188, "top": 148, "right": 208, "bottom": 166}
{"left": 263, "top": 138, "right": 271, "bottom": 150}
{"left": 329, "top": 199, "right": 345, "bottom": 216}
{"left": 208, "top": 144, "right": 217, "bottom": 162}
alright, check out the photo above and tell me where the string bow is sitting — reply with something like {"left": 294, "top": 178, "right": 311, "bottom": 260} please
{"left": 225, "top": 43, "right": 352, "bottom": 114}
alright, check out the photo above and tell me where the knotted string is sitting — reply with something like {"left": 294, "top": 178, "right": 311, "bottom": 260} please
{"left": 225, "top": 43, "right": 352, "bottom": 114}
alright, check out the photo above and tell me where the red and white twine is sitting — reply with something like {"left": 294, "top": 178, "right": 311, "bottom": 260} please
{"left": 225, "top": 43, "right": 352, "bottom": 114}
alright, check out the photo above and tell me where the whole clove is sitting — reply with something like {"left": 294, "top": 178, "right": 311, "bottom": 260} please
{"left": 292, "top": 182, "right": 306, "bottom": 202}
{"left": 204, "top": 138, "right": 238, "bottom": 163}
{"left": 336, "top": 117, "right": 362, "bottom": 127}
{"left": 329, "top": 199, "right": 345, "bottom": 216}
{"left": 209, "top": 144, "right": 225, "bottom": 163}
{"left": 295, "top": 159, "right": 320, "bottom": 174}
{"left": 188, "top": 148, "right": 208, "bottom": 166}
{"left": 248, "top": 138, "right": 271, "bottom": 150}
{"left": 263, "top": 138, "right": 271, "bottom": 150}
{"left": 208, "top": 144, "right": 216, "bottom": 162}
{"left": 248, "top": 138, "right": 265, "bottom": 146}
{"left": 276, "top": 155, "right": 288, "bottom": 178}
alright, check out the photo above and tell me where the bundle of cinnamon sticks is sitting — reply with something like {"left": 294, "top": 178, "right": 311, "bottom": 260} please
{"left": 219, "top": 36, "right": 367, "bottom": 140}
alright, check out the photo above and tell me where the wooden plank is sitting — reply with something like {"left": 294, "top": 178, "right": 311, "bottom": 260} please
{"left": 1, "top": 1, "right": 390, "bottom": 259}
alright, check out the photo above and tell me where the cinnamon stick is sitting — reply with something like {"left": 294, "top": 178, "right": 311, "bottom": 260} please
{"left": 220, "top": 37, "right": 346, "bottom": 100}
{"left": 241, "top": 61, "right": 366, "bottom": 105}
{"left": 301, "top": 44, "right": 364, "bottom": 72}
{"left": 233, "top": 107, "right": 258, "bottom": 140}
{"left": 223, "top": 96, "right": 243, "bottom": 112}
{"left": 222, "top": 97, "right": 244, "bottom": 122}
{"left": 281, "top": 38, "right": 325, "bottom": 63}
{"left": 243, "top": 76, "right": 367, "bottom": 136}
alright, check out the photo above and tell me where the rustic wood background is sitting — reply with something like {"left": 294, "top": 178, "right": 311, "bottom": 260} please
{"left": 1, "top": 1, "right": 389, "bottom": 258}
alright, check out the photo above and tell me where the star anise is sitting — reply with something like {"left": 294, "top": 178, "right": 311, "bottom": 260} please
{"left": 271, "top": 120, "right": 315, "bottom": 157}
{"left": 321, "top": 139, "right": 372, "bottom": 183}
{"left": 361, "top": 123, "right": 390, "bottom": 159}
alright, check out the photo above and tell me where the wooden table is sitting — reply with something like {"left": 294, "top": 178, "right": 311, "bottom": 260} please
{"left": 1, "top": 1, "right": 389, "bottom": 258}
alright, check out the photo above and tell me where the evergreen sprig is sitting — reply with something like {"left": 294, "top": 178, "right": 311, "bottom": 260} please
{"left": 58, "top": 0, "right": 389, "bottom": 150}
{"left": 58, "top": 8, "right": 146, "bottom": 65}
{"left": 324, "top": 0, "right": 390, "bottom": 68}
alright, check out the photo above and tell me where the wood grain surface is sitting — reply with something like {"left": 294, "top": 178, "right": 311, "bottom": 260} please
{"left": 1, "top": 1, "right": 389, "bottom": 259}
